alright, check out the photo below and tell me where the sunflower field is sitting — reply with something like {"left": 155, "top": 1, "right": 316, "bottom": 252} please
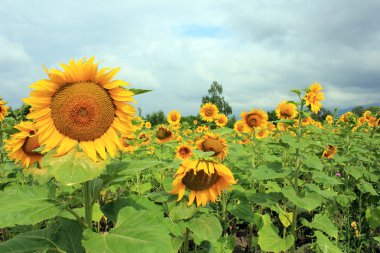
{"left": 0, "top": 58, "right": 379, "bottom": 253}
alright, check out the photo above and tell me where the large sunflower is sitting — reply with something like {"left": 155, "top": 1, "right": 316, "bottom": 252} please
{"left": 275, "top": 101, "right": 298, "bottom": 120}
{"left": 199, "top": 103, "right": 219, "bottom": 122}
{"left": 240, "top": 109, "right": 268, "bottom": 131}
{"left": 23, "top": 57, "right": 136, "bottom": 161}
{"left": 196, "top": 132, "right": 227, "bottom": 160}
{"left": 304, "top": 82, "right": 324, "bottom": 114}
{"left": 5, "top": 121, "right": 43, "bottom": 168}
{"left": 0, "top": 99, "right": 8, "bottom": 121}
{"left": 167, "top": 110, "right": 181, "bottom": 125}
{"left": 171, "top": 159, "right": 237, "bottom": 207}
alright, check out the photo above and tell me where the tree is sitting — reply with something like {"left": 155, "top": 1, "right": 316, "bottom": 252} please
{"left": 145, "top": 110, "right": 166, "bottom": 126}
{"left": 201, "top": 81, "right": 232, "bottom": 116}
{"left": 352, "top": 106, "right": 365, "bottom": 116}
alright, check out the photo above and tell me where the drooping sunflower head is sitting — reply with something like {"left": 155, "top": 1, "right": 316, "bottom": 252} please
{"left": 120, "top": 133, "right": 138, "bottom": 153}
{"left": 170, "top": 159, "right": 237, "bottom": 207}
{"left": 199, "top": 103, "right": 219, "bottom": 122}
{"left": 322, "top": 145, "right": 337, "bottom": 159}
{"left": 215, "top": 113, "right": 228, "bottom": 127}
{"left": 196, "top": 132, "right": 227, "bottom": 160}
{"left": 156, "top": 125, "right": 174, "bottom": 143}
{"left": 275, "top": 101, "right": 298, "bottom": 120}
{"left": 304, "top": 82, "right": 324, "bottom": 114}
{"left": 0, "top": 99, "right": 9, "bottom": 121}
{"left": 138, "top": 132, "right": 151, "bottom": 146}
{"left": 23, "top": 57, "right": 136, "bottom": 161}
{"left": 167, "top": 110, "right": 181, "bottom": 125}
{"left": 5, "top": 121, "right": 43, "bottom": 168}
{"left": 240, "top": 109, "right": 268, "bottom": 131}
{"left": 175, "top": 143, "right": 193, "bottom": 160}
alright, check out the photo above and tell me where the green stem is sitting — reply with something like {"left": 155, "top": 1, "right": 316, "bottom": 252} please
{"left": 65, "top": 207, "right": 88, "bottom": 229}
{"left": 221, "top": 191, "right": 228, "bottom": 235}
{"left": 183, "top": 227, "right": 190, "bottom": 253}
{"left": 83, "top": 181, "right": 93, "bottom": 229}
{"left": 247, "top": 223, "right": 254, "bottom": 252}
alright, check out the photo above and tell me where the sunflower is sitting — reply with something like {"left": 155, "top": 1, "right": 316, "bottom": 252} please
{"left": 215, "top": 114, "right": 228, "bottom": 127}
{"left": 120, "top": 133, "right": 138, "bottom": 153}
{"left": 322, "top": 145, "right": 337, "bottom": 159}
{"left": 23, "top": 57, "right": 136, "bottom": 162}
{"left": 267, "top": 122, "right": 276, "bottom": 132}
{"left": 325, "top": 115, "right": 333, "bottom": 124}
{"left": 199, "top": 103, "right": 219, "bottom": 122}
{"left": 175, "top": 143, "right": 193, "bottom": 160}
{"left": 0, "top": 99, "right": 8, "bottom": 121}
{"left": 5, "top": 121, "right": 43, "bottom": 168}
{"left": 145, "top": 121, "right": 152, "bottom": 129}
{"left": 275, "top": 101, "right": 298, "bottom": 120}
{"left": 234, "top": 120, "right": 247, "bottom": 133}
{"left": 304, "top": 82, "right": 324, "bottom": 114}
{"left": 167, "top": 110, "right": 181, "bottom": 125}
{"left": 138, "top": 132, "right": 151, "bottom": 146}
{"left": 170, "top": 159, "right": 237, "bottom": 207}
{"left": 196, "top": 132, "right": 227, "bottom": 160}
{"left": 193, "top": 120, "right": 198, "bottom": 125}
{"left": 240, "top": 109, "right": 268, "bottom": 131}
{"left": 132, "top": 116, "right": 144, "bottom": 131}
{"left": 156, "top": 125, "right": 174, "bottom": 143}
{"left": 256, "top": 128, "right": 269, "bottom": 139}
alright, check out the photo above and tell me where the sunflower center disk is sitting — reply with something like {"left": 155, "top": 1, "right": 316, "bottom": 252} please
{"left": 156, "top": 128, "right": 172, "bottom": 140}
{"left": 246, "top": 114, "right": 259, "bottom": 127}
{"left": 182, "top": 169, "right": 219, "bottom": 191}
{"left": 179, "top": 147, "right": 190, "bottom": 155}
{"left": 202, "top": 139, "right": 222, "bottom": 156}
{"left": 205, "top": 109, "right": 213, "bottom": 117}
{"left": 22, "top": 135, "right": 43, "bottom": 157}
{"left": 50, "top": 82, "right": 115, "bottom": 141}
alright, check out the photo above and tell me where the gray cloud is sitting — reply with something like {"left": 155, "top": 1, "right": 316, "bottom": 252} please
{"left": 0, "top": 0, "right": 379, "bottom": 116}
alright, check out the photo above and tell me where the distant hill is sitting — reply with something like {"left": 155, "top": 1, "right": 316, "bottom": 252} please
{"left": 335, "top": 103, "right": 380, "bottom": 115}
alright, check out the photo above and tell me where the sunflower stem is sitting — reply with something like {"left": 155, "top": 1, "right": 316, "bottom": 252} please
{"left": 83, "top": 181, "right": 93, "bottom": 229}
{"left": 183, "top": 227, "right": 190, "bottom": 253}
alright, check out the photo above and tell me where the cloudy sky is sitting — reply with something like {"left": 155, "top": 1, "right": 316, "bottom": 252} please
{"left": 1, "top": 0, "right": 379, "bottom": 116}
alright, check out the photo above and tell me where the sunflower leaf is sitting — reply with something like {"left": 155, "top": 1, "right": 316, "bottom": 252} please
{"left": 129, "top": 88, "right": 152, "bottom": 95}
{"left": 42, "top": 149, "right": 106, "bottom": 185}
{"left": 0, "top": 185, "right": 63, "bottom": 227}
{"left": 82, "top": 207, "right": 172, "bottom": 253}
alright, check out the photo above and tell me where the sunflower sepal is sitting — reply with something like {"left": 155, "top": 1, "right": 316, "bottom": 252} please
{"left": 272, "top": 119, "right": 297, "bottom": 125}
{"left": 192, "top": 150, "right": 215, "bottom": 159}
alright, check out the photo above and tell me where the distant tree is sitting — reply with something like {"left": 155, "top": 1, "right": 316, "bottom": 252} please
{"left": 226, "top": 115, "right": 237, "bottom": 128}
{"left": 352, "top": 106, "right": 365, "bottom": 116}
{"left": 201, "top": 81, "right": 232, "bottom": 116}
{"left": 312, "top": 108, "right": 333, "bottom": 122}
{"left": 145, "top": 110, "right": 165, "bottom": 126}
{"left": 137, "top": 107, "right": 143, "bottom": 117}
{"left": 366, "top": 106, "right": 380, "bottom": 115}
{"left": 267, "top": 110, "right": 277, "bottom": 121}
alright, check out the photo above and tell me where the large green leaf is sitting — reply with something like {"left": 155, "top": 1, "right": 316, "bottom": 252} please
{"left": 187, "top": 214, "right": 223, "bottom": 244}
{"left": 357, "top": 180, "right": 378, "bottom": 196}
{"left": 82, "top": 207, "right": 172, "bottom": 253}
{"left": 312, "top": 171, "right": 342, "bottom": 186}
{"left": 258, "top": 220, "right": 294, "bottom": 253}
{"left": 168, "top": 200, "right": 197, "bottom": 221}
{"left": 107, "top": 159, "right": 164, "bottom": 176}
{"left": 227, "top": 201, "right": 258, "bottom": 224}
{"left": 366, "top": 206, "right": 380, "bottom": 228}
{"left": 301, "top": 214, "right": 338, "bottom": 238}
{"left": 301, "top": 154, "right": 323, "bottom": 170}
{"left": 0, "top": 185, "right": 63, "bottom": 227}
{"left": 314, "top": 231, "right": 343, "bottom": 253}
{"left": 42, "top": 149, "right": 106, "bottom": 185}
{"left": 251, "top": 162, "right": 291, "bottom": 180}
{"left": 0, "top": 218, "right": 84, "bottom": 253}
{"left": 282, "top": 186, "right": 322, "bottom": 211}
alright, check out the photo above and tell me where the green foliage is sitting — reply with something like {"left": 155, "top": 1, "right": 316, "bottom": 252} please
{"left": 145, "top": 110, "right": 166, "bottom": 126}
{"left": 82, "top": 207, "right": 172, "bottom": 253}
{"left": 201, "top": 81, "right": 232, "bottom": 115}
